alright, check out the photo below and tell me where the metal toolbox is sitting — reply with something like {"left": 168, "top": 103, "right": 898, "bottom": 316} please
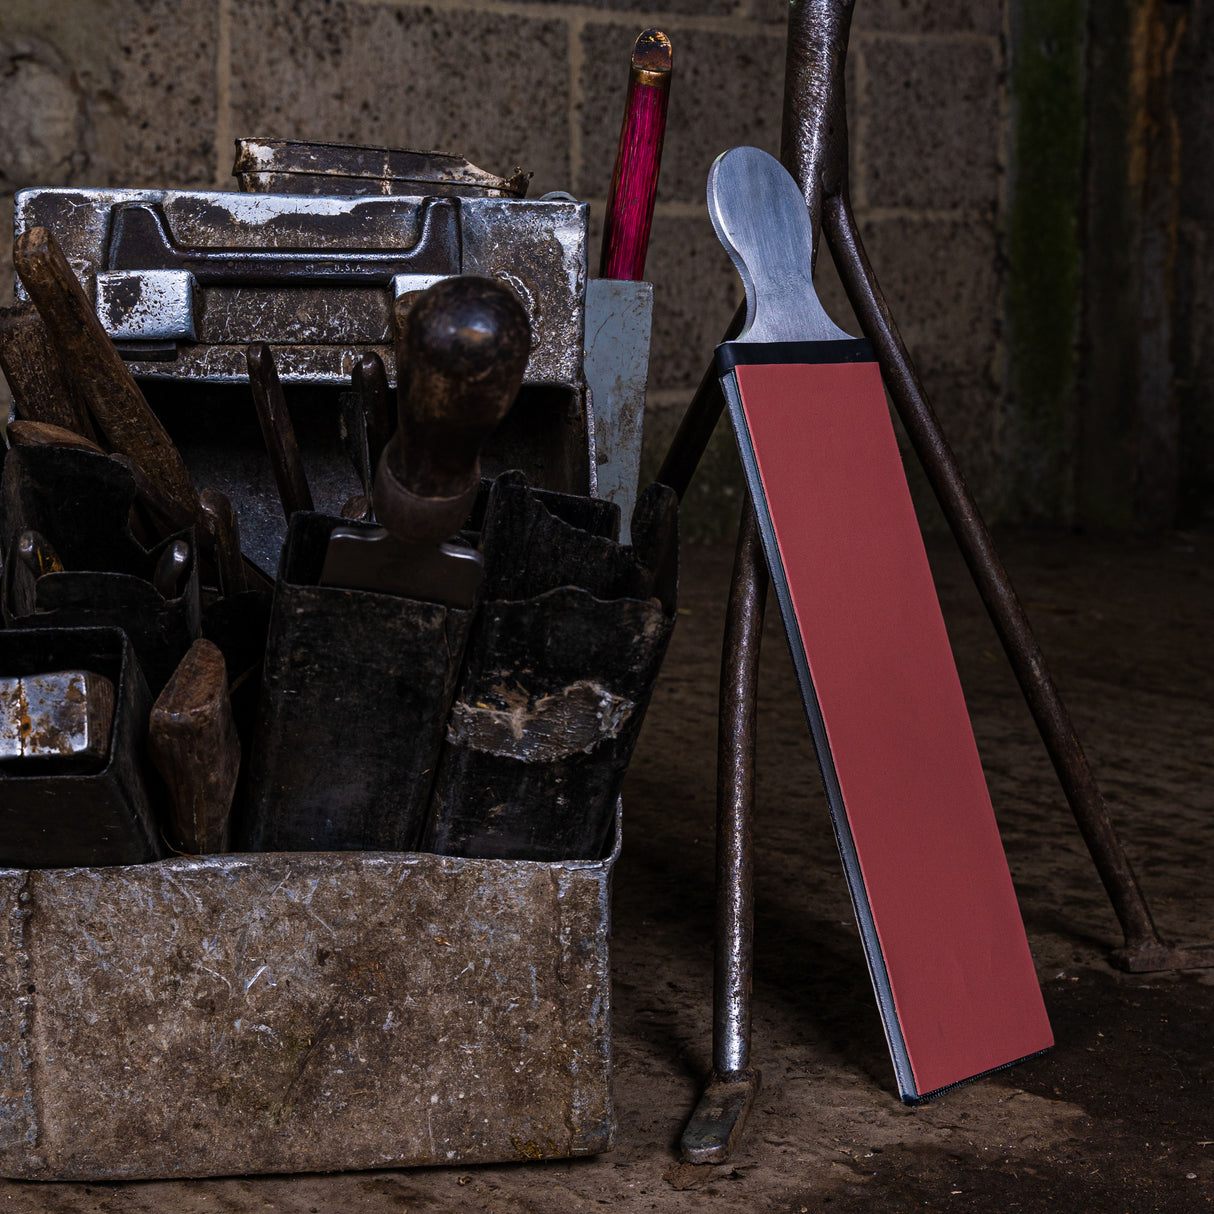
{"left": 0, "top": 156, "right": 664, "bottom": 1180}
{"left": 0, "top": 827, "right": 617, "bottom": 1179}
{"left": 12, "top": 185, "right": 596, "bottom": 573}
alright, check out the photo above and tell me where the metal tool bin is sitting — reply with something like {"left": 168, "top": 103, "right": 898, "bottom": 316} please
{"left": 12, "top": 179, "right": 595, "bottom": 572}
{"left": 0, "top": 151, "right": 663, "bottom": 1180}
{"left": 0, "top": 831, "right": 617, "bottom": 1179}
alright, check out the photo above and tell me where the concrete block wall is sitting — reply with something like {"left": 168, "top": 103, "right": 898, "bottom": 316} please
{"left": 0, "top": 0, "right": 1014, "bottom": 537}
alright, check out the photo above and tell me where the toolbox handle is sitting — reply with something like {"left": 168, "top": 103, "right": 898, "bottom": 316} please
{"left": 105, "top": 197, "right": 460, "bottom": 286}
{"left": 96, "top": 198, "right": 461, "bottom": 347}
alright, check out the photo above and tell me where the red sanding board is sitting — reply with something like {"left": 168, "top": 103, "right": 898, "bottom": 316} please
{"left": 720, "top": 344, "right": 1052, "bottom": 1101}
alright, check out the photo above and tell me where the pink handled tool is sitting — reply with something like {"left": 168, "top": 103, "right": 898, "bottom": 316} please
{"left": 599, "top": 29, "right": 672, "bottom": 282}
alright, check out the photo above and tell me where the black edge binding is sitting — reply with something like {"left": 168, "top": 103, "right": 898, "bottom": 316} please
{"left": 715, "top": 338, "right": 873, "bottom": 373}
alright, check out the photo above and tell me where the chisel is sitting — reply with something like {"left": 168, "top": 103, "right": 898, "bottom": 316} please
{"left": 707, "top": 145, "right": 1052, "bottom": 1103}
{"left": 319, "top": 276, "right": 530, "bottom": 607}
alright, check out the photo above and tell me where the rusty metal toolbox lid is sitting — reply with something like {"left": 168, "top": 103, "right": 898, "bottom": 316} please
{"left": 0, "top": 809, "right": 619, "bottom": 1180}
{"left": 12, "top": 187, "right": 586, "bottom": 389}
{"left": 233, "top": 139, "right": 532, "bottom": 199}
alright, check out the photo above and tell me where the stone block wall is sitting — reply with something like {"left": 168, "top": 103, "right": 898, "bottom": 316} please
{"left": 2, "top": 0, "right": 1209, "bottom": 535}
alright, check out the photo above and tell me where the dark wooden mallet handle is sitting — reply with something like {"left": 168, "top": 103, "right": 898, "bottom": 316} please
{"left": 148, "top": 638, "right": 240, "bottom": 855}
{"left": 247, "top": 343, "right": 314, "bottom": 522}
{"left": 373, "top": 276, "right": 531, "bottom": 543}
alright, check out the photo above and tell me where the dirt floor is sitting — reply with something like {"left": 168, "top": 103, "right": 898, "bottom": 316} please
{"left": 1, "top": 528, "right": 1211, "bottom": 1212}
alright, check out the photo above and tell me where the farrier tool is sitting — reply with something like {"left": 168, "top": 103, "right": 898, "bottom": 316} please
{"left": 0, "top": 303, "right": 94, "bottom": 438}
{"left": 246, "top": 342, "right": 315, "bottom": 522}
{"left": 16, "top": 530, "right": 65, "bottom": 579}
{"left": 10, "top": 227, "right": 271, "bottom": 593}
{"left": 5, "top": 420, "right": 106, "bottom": 455}
{"left": 337, "top": 351, "right": 394, "bottom": 521}
{"left": 706, "top": 145, "right": 1053, "bottom": 1103}
{"left": 584, "top": 29, "right": 670, "bottom": 541}
{"left": 319, "top": 275, "right": 531, "bottom": 607}
{"left": 148, "top": 638, "right": 240, "bottom": 855}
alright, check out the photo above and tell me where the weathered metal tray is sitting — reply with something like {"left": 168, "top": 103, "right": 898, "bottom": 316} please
{"left": 12, "top": 187, "right": 586, "bottom": 389}
{"left": 0, "top": 818, "right": 618, "bottom": 1180}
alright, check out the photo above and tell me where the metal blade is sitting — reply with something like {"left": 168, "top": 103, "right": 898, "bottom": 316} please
{"left": 319, "top": 526, "right": 483, "bottom": 608}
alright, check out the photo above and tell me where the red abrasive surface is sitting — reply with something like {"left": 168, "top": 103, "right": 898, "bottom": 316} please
{"left": 732, "top": 359, "right": 1053, "bottom": 1096}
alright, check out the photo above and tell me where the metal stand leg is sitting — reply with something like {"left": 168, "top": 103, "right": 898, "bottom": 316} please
{"left": 821, "top": 186, "right": 1214, "bottom": 974}
{"left": 680, "top": 496, "right": 766, "bottom": 1164}
{"left": 663, "top": 0, "right": 1213, "bottom": 1171}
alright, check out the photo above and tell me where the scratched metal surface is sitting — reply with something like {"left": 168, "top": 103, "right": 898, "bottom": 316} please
{"left": 11, "top": 188, "right": 587, "bottom": 389}
{"left": 0, "top": 835, "right": 616, "bottom": 1180}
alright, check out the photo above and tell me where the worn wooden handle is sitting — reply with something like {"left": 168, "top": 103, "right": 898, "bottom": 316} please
{"left": 5, "top": 419, "right": 107, "bottom": 454}
{"left": 148, "top": 638, "right": 240, "bottom": 855}
{"left": 247, "top": 343, "right": 314, "bottom": 522}
{"left": 599, "top": 29, "right": 672, "bottom": 281}
{"left": 373, "top": 276, "right": 530, "bottom": 542}
{"left": 0, "top": 303, "right": 94, "bottom": 436}
{"left": 199, "top": 487, "right": 248, "bottom": 596}
{"left": 353, "top": 350, "right": 394, "bottom": 480}
{"left": 13, "top": 227, "right": 200, "bottom": 524}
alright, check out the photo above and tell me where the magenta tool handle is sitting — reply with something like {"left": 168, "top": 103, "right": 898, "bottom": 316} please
{"left": 599, "top": 29, "right": 672, "bottom": 282}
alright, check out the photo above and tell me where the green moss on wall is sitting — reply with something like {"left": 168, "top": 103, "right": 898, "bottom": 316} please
{"left": 1005, "top": 0, "right": 1088, "bottom": 523}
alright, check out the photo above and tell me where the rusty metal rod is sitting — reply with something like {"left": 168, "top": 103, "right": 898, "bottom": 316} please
{"left": 678, "top": 0, "right": 847, "bottom": 1165}
{"left": 679, "top": 492, "right": 766, "bottom": 1166}
{"left": 780, "top": 1, "right": 1174, "bottom": 965}
{"left": 656, "top": 309, "right": 741, "bottom": 499}
{"left": 822, "top": 190, "right": 1169, "bottom": 964}
{"left": 714, "top": 494, "right": 767, "bottom": 1075}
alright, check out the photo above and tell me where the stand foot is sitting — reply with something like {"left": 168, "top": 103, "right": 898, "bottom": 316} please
{"left": 680, "top": 1069, "right": 761, "bottom": 1165}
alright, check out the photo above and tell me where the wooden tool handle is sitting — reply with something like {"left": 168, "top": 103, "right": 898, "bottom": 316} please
{"left": 148, "top": 638, "right": 240, "bottom": 855}
{"left": 5, "top": 419, "right": 107, "bottom": 454}
{"left": 12, "top": 227, "right": 200, "bottom": 523}
{"left": 373, "top": 276, "right": 530, "bottom": 543}
{"left": 599, "top": 29, "right": 672, "bottom": 282}
{"left": 353, "top": 351, "right": 394, "bottom": 479}
{"left": 0, "top": 303, "right": 94, "bottom": 437}
{"left": 199, "top": 487, "right": 248, "bottom": 596}
{"left": 247, "top": 343, "right": 314, "bottom": 522}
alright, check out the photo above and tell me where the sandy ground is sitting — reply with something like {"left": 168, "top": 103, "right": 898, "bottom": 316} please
{"left": 1, "top": 528, "right": 1210, "bottom": 1212}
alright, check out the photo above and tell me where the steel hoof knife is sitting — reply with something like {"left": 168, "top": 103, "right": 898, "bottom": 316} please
{"left": 320, "top": 275, "right": 531, "bottom": 607}
{"left": 708, "top": 145, "right": 1052, "bottom": 1103}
